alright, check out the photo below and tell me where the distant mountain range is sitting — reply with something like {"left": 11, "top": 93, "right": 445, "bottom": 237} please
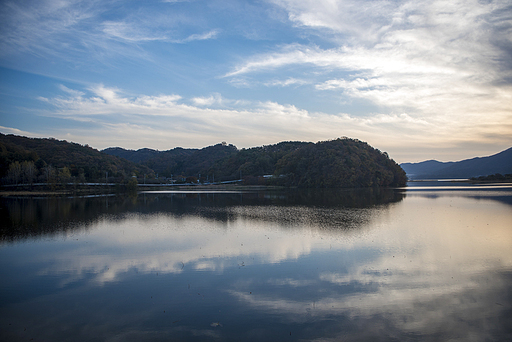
{"left": 400, "top": 147, "right": 512, "bottom": 179}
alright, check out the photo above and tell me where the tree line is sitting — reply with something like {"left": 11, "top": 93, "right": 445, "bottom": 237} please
{"left": 104, "top": 138, "right": 407, "bottom": 188}
{"left": 2, "top": 133, "right": 407, "bottom": 188}
{"left": 1, "top": 133, "right": 152, "bottom": 186}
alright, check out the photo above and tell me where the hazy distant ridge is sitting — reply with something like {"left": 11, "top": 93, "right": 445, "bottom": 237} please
{"left": 400, "top": 147, "right": 512, "bottom": 179}
{"left": 101, "top": 147, "right": 166, "bottom": 164}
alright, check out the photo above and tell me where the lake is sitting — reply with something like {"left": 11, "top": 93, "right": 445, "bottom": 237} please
{"left": 1, "top": 185, "right": 511, "bottom": 341}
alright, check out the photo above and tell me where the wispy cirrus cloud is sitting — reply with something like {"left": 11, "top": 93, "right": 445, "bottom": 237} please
{"left": 191, "top": 93, "right": 251, "bottom": 107}
{"left": 269, "top": 0, "right": 400, "bottom": 42}
{"left": 180, "top": 29, "right": 220, "bottom": 43}
{"left": 221, "top": 0, "right": 512, "bottom": 156}
{"left": 102, "top": 20, "right": 219, "bottom": 44}
{"left": 265, "top": 77, "right": 309, "bottom": 87}
{"left": 0, "top": 0, "right": 102, "bottom": 57}
{"left": 102, "top": 21, "right": 169, "bottom": 42}
{"left": 0, "top": 0, "right": 220, "bottom": 63}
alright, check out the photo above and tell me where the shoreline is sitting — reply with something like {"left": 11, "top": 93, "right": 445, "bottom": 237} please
{"left": 0, "top": 184, "right": 285, "bottom": 197}
{"left": 3, "top": 179, "right": 511, "bottom": 197}
{"left": 408, "top": 179, "right": 512, "bottom": 185}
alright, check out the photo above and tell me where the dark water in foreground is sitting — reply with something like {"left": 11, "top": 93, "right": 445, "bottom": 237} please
{"left": 1, "top": 186, "right": 511, "bottom": 341}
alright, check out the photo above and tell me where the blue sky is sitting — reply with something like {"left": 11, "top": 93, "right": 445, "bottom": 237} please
{"left": 1, "top": 0, "right": 511, "bottom": 162}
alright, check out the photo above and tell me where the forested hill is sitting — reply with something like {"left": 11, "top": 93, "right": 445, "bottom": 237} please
{"left": 103, "top": 138, "right": 407, "bottom": 188}
{"left": 270, "top": 139, "right": 406, "bottom": 187}
{"left": 0, "top": 133, "right": 151, "bottom": 183}
{"left": 1, "top": 133, "right": 406, "bottom": 187}
{"left": 103, "top": 143, "right": 236, "bottom": 177}
{"left": 401, "top": 147, "right": 512, "bottom": 179}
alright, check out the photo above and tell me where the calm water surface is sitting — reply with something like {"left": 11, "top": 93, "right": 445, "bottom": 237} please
{"left": 1, "top": 186, "right": 511, "bottom": 341}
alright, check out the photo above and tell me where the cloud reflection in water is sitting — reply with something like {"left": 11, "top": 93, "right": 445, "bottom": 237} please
{"left": 1, "top": 189, "right": 511, "bottom": 341}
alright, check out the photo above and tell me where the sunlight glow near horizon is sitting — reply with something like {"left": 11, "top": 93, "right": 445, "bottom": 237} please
{"left": 0, "top": 0, "right": 511, "bottom": 163}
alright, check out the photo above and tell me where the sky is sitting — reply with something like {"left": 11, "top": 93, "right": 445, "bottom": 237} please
{"left": 0, "top": 0, "right": 511, "bottom": 163}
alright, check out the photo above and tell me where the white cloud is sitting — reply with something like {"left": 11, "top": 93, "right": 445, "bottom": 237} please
{"left": 0, "top": 0, "right": 101, "bottom": 55}
{"left": 265, "top": 78, "right": 309, "bottom": 87}
{"left": 181, "top": 29, "right": 220, "bottom": 42}
{"left": 191, "top": 93, "right": 224, "bottom": 106}
{"left": 58, "top": 84, "right": 85, "bottom": 97}
{"left": 101, "top": 19, "right": 219, "bottom": 45}
{"left": 221, "top": 0, "right": 512, "bottom": 159}
{"left": 0, "top": 0, "right": 219, "bottom": 66}
{"left": 102, "top": 21, "right": 169, "bottom": 42}
{"left": 269, "top": 0, "right": 399, "bottom": 40}
{"left": 31, "top": 84, "right": 511, "bottom": 162}
{"left": 0, "top": 126, "right": 39, "bottom": 137}
{"left": 224, "top": 44, "right": 332, "bottom": 77}
{"left": 257, "top": 101, "right": 309, "bottom": 119}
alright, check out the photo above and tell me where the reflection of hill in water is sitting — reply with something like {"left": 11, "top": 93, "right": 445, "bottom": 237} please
{"left": 1, "top": 188, "right": 404, "bottom": 241}
{"left": 173, "top": 188, "right": 405, "bottom": 229}
{"left": 0, "top": 195, "right": 136, "bottom": 242}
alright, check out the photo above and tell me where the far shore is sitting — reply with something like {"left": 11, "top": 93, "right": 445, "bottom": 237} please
{"left": 3, "top": 178, "right": 512, "bottom": 197}
{"left": 408, "top": 179, "right": 512, "bottom": 184}
{"left": 0, "top": 183, "right": 285, "bottom": 197}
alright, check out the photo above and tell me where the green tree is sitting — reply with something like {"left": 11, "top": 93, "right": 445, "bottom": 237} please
{"left": 126, "top": 176, "right": 138, "bottom": 193}
{"left": 59, "top": 166, "right": 72, "bottom": 184}
{"left": 22, "top": 161, "right": 36, "bottom": 185}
